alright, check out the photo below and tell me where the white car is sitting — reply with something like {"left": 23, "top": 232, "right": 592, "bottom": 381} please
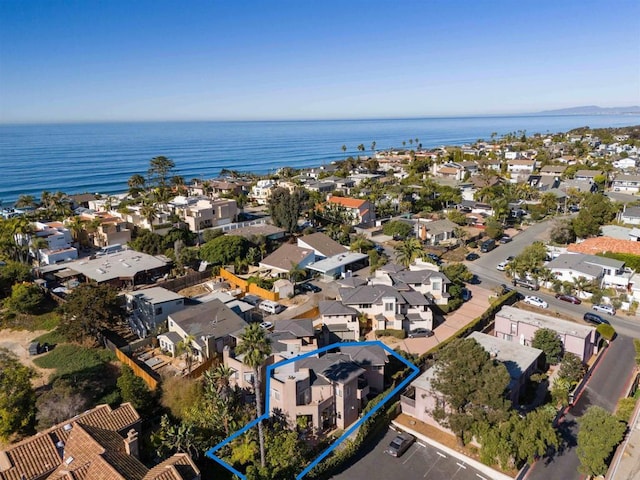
{"left": 496, "top": 261, "right": 509, "bottom": 271}
{"left": 259, "top": 321, "right": 273, "bottom": 330}
{"left": 524, "top": 296, "right": 548, "bottom": 309}
{"left": 592, "top": 304, "right": 616, "bottom": 316}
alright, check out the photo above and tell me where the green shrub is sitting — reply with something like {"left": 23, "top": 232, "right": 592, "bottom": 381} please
{"left": 33, "top": 344, "right": 115, "bottom": 379}
{"left": 374, "top": 329, "right": 406, "bottom": 339}
{"left": 596, "top": 323, "right": 616, "bottom": 341}
{"left": 616, "top": 396, "right": 637, "bottom": 423}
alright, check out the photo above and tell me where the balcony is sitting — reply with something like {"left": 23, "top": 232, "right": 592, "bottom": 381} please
{"left": 400, "top": 386, "right": 416, "bottom": 416}
{"left": 357, "top": 376, "right": 369, "bottom": 400}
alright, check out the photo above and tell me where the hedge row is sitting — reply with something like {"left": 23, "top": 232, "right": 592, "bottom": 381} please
{"left": 375, "top": 328, "right": 406, "bottom": 339}
{"left": 598, "top": 252, "right": 640, "bottom": 272}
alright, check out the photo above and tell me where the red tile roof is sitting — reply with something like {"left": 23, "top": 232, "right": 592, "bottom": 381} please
{"left": 568, "top": 237, "right": 640, "bottom": 256}
{"left": 327, "top": 196, "right": 367, "bottom": 209}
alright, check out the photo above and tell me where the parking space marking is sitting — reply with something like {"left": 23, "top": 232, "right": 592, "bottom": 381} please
{"left": 456, "top": 462, "right": 467, "bottom": 469}
{"left": 476, "top": 474, "right": 487, "bottom": 480}
{"left": 436, "top": 451, "right": 447, "bottom": 459}
{"left": 416, "top": 442, "right": 426, "bottom": 448}
{"left": 402, "top": 445, "right": 421, "bottom": 464}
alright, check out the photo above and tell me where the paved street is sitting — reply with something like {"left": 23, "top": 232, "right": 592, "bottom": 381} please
{"left": 526, "top": 335, "right": 636, "bottom": 480}
{"left": 464, "top": 218, "right": 640, "bottom": 339}
{"left": 332, "top": 428, "right": 490, "bottom": 480}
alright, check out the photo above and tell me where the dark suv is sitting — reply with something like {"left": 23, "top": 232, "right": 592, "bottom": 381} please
{"left": 583, "top": 312, "right": 610, "bottom": 326}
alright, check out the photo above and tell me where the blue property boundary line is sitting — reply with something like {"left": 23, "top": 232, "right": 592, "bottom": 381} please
{"left": 205, "top": 340, "right": 420, "bottom": 480}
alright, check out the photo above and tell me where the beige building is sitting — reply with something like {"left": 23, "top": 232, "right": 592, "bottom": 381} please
{"left": 173, "top": 197, "right": 238, "bottom": 232}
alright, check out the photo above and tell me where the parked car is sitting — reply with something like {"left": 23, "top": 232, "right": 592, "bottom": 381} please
{"left": 385, "top": 433, "right": 415, "bottom": 457}
{"left": 259, "top": 300, "right": 286, "bottom": 314}
{"left": 496, "top": 261, "right": 509, "bottom": 271}
{"left": 408, "top": 328, "right": 434, "bottom": 338}
{"left": 259, "top": 321, "right": 274, "bottom": 330}
{"left": 555, "top": 294, "right": 581, "bottom": 305}
{"left": 583, "top": 312, "right": 610, "bottom": 325}
{"left": 466, "top": 253, "right": 480, "bottom": 261}
{"left": 523, "top": 295, "right": 548, "bottom": 309}
{"left": 480, "top": 238, "right": 496, "bottom": 253}
{"left": 243, "top": 294, "right": 262, "bottom": 306}
{"left": 512, "top": 277, "right": 539, "bottom": 290}
{"left": 506, "top": 256, "right": 515, "bottom": 261}
{"left": 500, "top": 235, "right": 512, "bottom": 244}
{"left": 299, "top": 283, "right": 321, "bottom": 293}
{"left": 374, "top": 245, "right": 385, "bottom": 254}
{"left": 592, "top": 304, "right": 616, "bottom": 315}
{"left": 426, "top": 253, "right": 442, "bottom": 264}
{"left": 462, "top": 288, "right": 472, "bottom": 301}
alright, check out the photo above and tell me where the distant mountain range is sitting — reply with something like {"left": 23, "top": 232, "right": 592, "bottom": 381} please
{"left": 536, "top": 105, "right": 640, "bottom": 115}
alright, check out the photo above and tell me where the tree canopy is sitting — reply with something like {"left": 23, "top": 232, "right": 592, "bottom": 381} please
{"left": 572, "top": 193, "right": 619, "bottom": 239}
{"left": 59, "top": 283, "right": 123, "bottom": 343}
{"left": 431, "top": 338, "right": 511, "bottom": 445}
{"left": 382, "top": 220, "right": 413, "bottom": 239}
{"left": 577, "top": 406, "right": 626, "bottom": 476}
{"left": 199, "top": 234, "right": 251, "bottom": 266}
{"left": 268, "top": 187, "right": 308, "bottom": 234}
{"left": 532, "top": 328, "right": 564, "bottom": 365}
{"left": 0, "top": 348, "right": 36, "bottom": 440}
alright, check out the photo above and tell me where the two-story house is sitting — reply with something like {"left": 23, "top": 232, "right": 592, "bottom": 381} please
{"left": 317, "top": 300, "right": 361, "bottom": 341}
{"left": 32, "top": 221, "right": 78, "bottom": 265}
{"left": 79, "top": 212, "right": 132, "bottom": 248}
{"left": 494, "top": 305, "right": 598, "bottom": 363}
{"left": 506, "top": 159, "right": 536, "bottom": 180}
{"left": 338, "top": 284, "right": 433, "bottom": 332}
{"left": 415, "top": 218, "right": 458, "bottom": 246}
{"left": 159, "top": 299, "right": 249, "bottom": 361}
{"left": 269, "top": 345, "right": 388, "bottom": 433}
{"left": 172, "top": 197, "right": 238, "bottom": 232}
{"left": 323, "top": 196, "right": 376, "bottom": 226}
{"left": 547, "top": 253, "right": 632, "bottom": 291}
{"left": 612, "top": 174, "right": 640, "bottom": 194}
{"left": 125, "top": 287, "right": 186, "bottom": 338}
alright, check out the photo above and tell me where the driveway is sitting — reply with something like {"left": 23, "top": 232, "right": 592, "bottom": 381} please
{"left": 331, "top": 427, "right": 490, "bottom": 480}
{"left": 399, "top": 284, "right": 493, "bottom": 355}
{"left": 527, "top": 335, "right": 637, "bottom": 480}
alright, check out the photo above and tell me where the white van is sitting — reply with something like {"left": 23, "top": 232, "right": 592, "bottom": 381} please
{"left": 259, "top": 300, "right": 285, "bottom": 315}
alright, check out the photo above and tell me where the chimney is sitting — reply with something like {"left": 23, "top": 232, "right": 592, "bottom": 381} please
{"left": 124, "top": 429, "right": 139, "bottom": 458}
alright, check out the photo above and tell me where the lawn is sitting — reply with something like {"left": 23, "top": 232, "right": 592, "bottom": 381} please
{"left": 33, "top": 344, "right": 116, "bottom": 378}
{"left": 32, "top": 328, "right": 67, "bottom": 346}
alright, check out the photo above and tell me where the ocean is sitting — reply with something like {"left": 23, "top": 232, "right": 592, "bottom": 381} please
{"left": 1, "top": 114, "right": 639, "bottom": 205}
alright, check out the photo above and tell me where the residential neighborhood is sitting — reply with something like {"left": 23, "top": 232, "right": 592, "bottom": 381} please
{"left": 2, "top": 124, "right": 640, "bottom": 480}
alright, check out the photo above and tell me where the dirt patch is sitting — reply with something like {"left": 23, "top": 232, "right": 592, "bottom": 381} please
{"left": 0, "top": 328, "right": 56, "bottom": 383}
{"left": 178, "top": 284, "right": 210, "bottom": 298}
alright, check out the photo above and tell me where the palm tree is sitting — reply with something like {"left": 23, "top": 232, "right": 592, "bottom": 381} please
{"left": 453, "top": 226, "right": 468, "bottom": 246}
{"left": 395, "top": 237, "right": 423, "bottom": 267}
{"left": 350, "top": 234, "right": 372, "bottom": 253}
{"left": 288, "top": 262, "right": 306, "bottom": 285}
{"left": 140, "top": 202, "right": 158, "bottom": 228}
{"left": 127, "top": 174, "right": 146, "bottom": 198}
{"left": 65, "top": 216, "right": 87, "bottom": 247}
{"left": 235, "top": 324, "right": 272, "bottom": 468}
{"left": 15, "top": 195, "right": 37, "bottom": 209}
{"left": 573, "top": 276, "right": 591, "bottom": 299}
{"left": 371, "top": 141, "right": 376, "bottom": 153}
{"left": 207, "top": 363, "right": 234, "bottom": 396}
{"left": 177, "top": 334, "right": 197, "bottom": 373}
{"left": 341, "top": 145, "right": 347, "bottom": 154}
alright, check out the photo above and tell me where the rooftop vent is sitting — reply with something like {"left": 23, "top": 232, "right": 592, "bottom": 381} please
{"left": 63, "top": 424, "right": 73, "bottom": 431}
{"left": 64, "top": 456, "right": 74, "bottom": 465}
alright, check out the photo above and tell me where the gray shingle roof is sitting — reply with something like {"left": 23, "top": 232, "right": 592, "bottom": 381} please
{"left": 298, "top": 232, "right": 348, "bottom": 258}
{"left": 319, "top": 300, "right": 359, "bottom": 316}
{"left": 259, "top": 243, "right": 314, "bottom": 272}
{"left": 168, "top": 299, "right": 248, "bottom": 339}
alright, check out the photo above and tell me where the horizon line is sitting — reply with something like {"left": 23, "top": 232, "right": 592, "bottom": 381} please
{"left": 2, "top": 110, "right": 640, "bottom": 127}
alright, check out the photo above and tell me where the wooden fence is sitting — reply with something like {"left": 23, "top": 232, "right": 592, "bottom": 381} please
{"left": 112, "top": 346, "right": 160, "bottom": 390}
{"left": 186, "top": 355, "right": 220, "bottom": 379}
{"left": 219, "top": 268, "right": 279, "bottom": 301}
{"left": 152, "top": 269, "right": 214, "bottom": 293}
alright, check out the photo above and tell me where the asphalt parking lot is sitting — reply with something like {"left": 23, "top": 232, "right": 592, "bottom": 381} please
{"left": 332, "top": 428, "right": 491, "bottom": 480}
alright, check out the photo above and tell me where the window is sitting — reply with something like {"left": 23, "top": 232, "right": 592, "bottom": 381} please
{"left": 359, "top": 304, "right": 372, "bottom": 309}
{"left": 169, "top": 320, "right": 173, "bottom": 327}
{"left": 510, "top": 323, "right": 517, "bottom": 334}
{"left": 271, "top": 389, "right": 280, "bottom": 401}
{"left": 384, "top": 302, "right": 394, "bottom": 312}
{"left": 155, "top": 307, "right": 163, "bottom": 315}
{"left": 505, "top": 334, "right": 513, "bottom": 341}
{"left": 336, "top": 387, "right": 342, "bottom": 397}
{"left": 345, "top": 386, "right": 351, "bottom": 396}
{"left": 244, "top": 373, "right": 254, "bottom": 385}
{"left": 432, "top": 281, "right": 441, "bottom": 291}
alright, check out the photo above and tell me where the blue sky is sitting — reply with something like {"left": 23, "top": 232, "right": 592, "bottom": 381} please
{"left": 0, "top": 0, "right": 638, "bottom": 122}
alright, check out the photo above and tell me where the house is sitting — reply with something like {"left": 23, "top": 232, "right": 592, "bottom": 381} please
{"left": 31, "top": 221, "right": 78, "bottom": 265}
{"left": 414, "top": 218, "right": 458, "bottom": 246}
{"left": 494, "top": 306, "right": 598, "bottom": 363}
{"left": 381, "top": 265, "right": 451, "bottom": 306}
{"left": 0, "top": 403, "right": 199, "bottom": 480}
{"left": 468, "top": 332, "right": 543, "bottom": 404}
{"left": 560, "top": 178, "right": 598, "bottom": 194}
{"left": 55, "top": 249, "right": 170, "bottom": 288}
{"left": 306, "top": 251, "right": 369, "bottom": 281}
{"left": 159, "top": 299, "right": 249, "bottom": 361}
{"left": 79, "top": 212, "right": 132, "bottom": 248}
{"left": 125, "top": 287, "right": 186, "bottom": 338}
{"left": 323, "top": 196, "right": 376, "bottom": 226}
{"left": 338, "top": 284, "right": 433, "bottom": 332}
{"left": 173, "top": 197, "right": 238, "bottom": 232}
{"left": 115, "top": 204, "right": 172, "bottom": 232}
{"left": 621, "top": 206, "right": 640, "bottom": 225}
{"left": 612, "top": 157, "right": 637, "bottom": 170}
{"left": 539, "top": 165, "right": 567, "bottom": 177}
{"left": 437, "top": 164, "right": 464, "bottom": 181}
{"left": 223, "top": 319, "right": 317, "bottom": 392}
{"left": 268, "top": 345, "right": 388, "bottom": 433}
{"left": 297, "top": 232, "right": 347, "bottom": 259}
{"left": 547, "top": 253, "right": 632, "bottom": 290}
{"left": 506, "top": 159, "right": 536, "bottom": 179}
{"left": 612, "top": 174, "right": 640, "bottom": 194}
{"left": 574, "top": 170, "right": 602, "bottom": 182}
{"left": 526, "top": 175, "right": 560, "bottom": 191}
{"left": 250, "top": 179, "right": 277, "bottom": 205}
{"left": 259, "top": 243, "right": 316, "bottom": 277}
{"left": 317, "top": 300, "right": 361, "bottom": 341}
